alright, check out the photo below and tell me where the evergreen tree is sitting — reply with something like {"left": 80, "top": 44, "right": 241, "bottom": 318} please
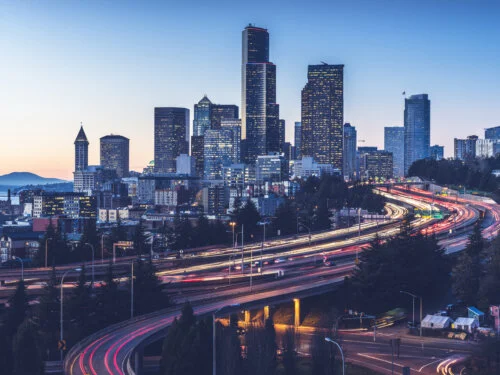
{"left": 97, "top": 261, "right": 127, "bottom": 327}
{"left": 452, "top": 223, "right": 484, "bottom": 305}
{"left": 67, "top": 265, "right": 93, "bottom": 340}
{"left": 132, "top": 222, "right": 149, "bottom": 255}
{"left": 5, "top": 280, "right": 29, "bottom": 338}
{"left": 77, "top": 219, "right": 99, "bottom": 262}
{"left": 35, "top": 267, "right": 60, "bottom": 360}
{"left": 235, "top": 199, "right": 261, "bottom": 240}
{"left": 311, "top": 332, "right": 329, "bottom": 375}
{"left": 193, "top": 215, "right": 210, "bottom": 247}
{"left": 133, "top": 258, "right": 169, "bottom": 316}
{"left": 246, "top": 318, "right": 277, "bottom": 375}
{"left": 273, "top": 200, "right": 297, "bottom": 236}
{"left": 0, "top": 326, "right": 14, "bottom": 375}
{"left": 479, "top": 237, "right": 500, "bottom": 308}
{"left": 12, "top": 319, "right": 43, "bottom": 375}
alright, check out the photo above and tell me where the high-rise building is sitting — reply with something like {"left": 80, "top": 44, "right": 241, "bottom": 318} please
{"left": 301, "top": 64, "right": 344, "bottom": 171}
{"left": 191, "top": 135, "right": 204, "bottom": 178}
{"left": 100, "top": 135, "right": 130, "bottom": 178}
{"left": 294, "top": 121, "right": 302, "bottom": 159}
{"left": 454, "top": 135, "right": 478, "bottom": 160}
{"left": 485, "top": 126, "right": 500, "bottom": 141}
{"left": 404, "top": 94, "right": 430, "bottom": 174}
{"left": 193, "top": 96, "right": 212, "bottom": 137}
{"left": 211, "top": 104, "right": 239, "bottom": 129}
{"left": 256, "top": 153, "right": 287, "bottom": 183}
{"left": 358, "top": 150, "right": 393, "bottom": 180}
{"left": 384, "top": 127, "right": 405, "bottom": 178}
{"left": 221, "top": 119, "right": 242, "bottom": 164}
{"left": 154, "top": 107, "right": 189, "bottom": 173}
{"left": 74, "top": 125, "right": 89, "bottom": 172}
{"left": 430, "top": 145, "right": 444, "bottom": 161}
{"left": 241, "top": 25, "right": 279, "bottom": 163}
{"left": 343, "top": 123, "right": 357, "bottom": 179}
{"left": 476, "top": 139, "right": 498, "bottom": 158}
{"left": 278, "top": 119, "right": 286, "bottom": 152}
{"left": 204, "top": 128, "right": 237, "bottom": 180}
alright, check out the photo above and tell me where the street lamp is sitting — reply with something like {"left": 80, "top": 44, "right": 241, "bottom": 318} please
{"left": 400, "top": 290, "right": 422, "bottom": 336}
{"left": 325, "top": 337, "right": 345, "bottom": 375}
{"left": 213, "top": 303, "right": 240, "bottom": 375}
{"left": 85, "top": 243, "right": 95, "bottom": 289}
{"left": 257, "top": 220, "right": 271, "bottom": 272}
{"left": 60, "top": 267, "right": 82, "bottom": 361}
{"left": 12, "top": 256, "right": 24, "bottom": 281}
{"left": 229, "top": 222, "right": 236, "bottom": 249}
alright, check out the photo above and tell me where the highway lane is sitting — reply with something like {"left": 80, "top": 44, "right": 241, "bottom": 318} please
{"left": 64, "top": 188, "right": 489, "bottom": 375}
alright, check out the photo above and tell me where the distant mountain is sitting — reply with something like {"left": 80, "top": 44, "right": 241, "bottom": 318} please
{"left": 0, "top": 172, "right": 68, "bottom": 187}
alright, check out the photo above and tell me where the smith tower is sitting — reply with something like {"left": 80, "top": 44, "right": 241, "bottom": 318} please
{"left": 241, "top": 24, "right": 279, "bottom": 163}
{"left": 301, "top": 64, "right": 344, "bottom": 171}
{"left": 74, "top": 124, "right": 89, "bottom": 172}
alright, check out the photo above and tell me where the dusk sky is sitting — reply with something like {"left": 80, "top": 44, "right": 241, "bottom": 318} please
{"left": 1, "top": 0, "right": 499, "bottom": 179}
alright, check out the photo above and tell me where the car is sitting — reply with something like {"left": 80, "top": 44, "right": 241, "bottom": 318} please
{"left": 274, "top": 258, "right": 286, "bottom": 264}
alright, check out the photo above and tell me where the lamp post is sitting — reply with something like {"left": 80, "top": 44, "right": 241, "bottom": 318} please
{"left": 131, "top": 260, "right": 134, "bottom": 319}
{"left": 45, "top": 237, "right": 53, "bottom": 268}
{"left": 325, "top": 337, "right": 345, "bottom": 375}
{"left": 85, "top": 243, "right": 95, "bottom": 289}
{"left": 229, "top": 222, "right": 236, "bottom": 249}
{"left": 12, "top": 256, "right": 24, "bottom": 281}
{"left": 213, "top": 304, "right": 240, "bottom": 375}
{"left": 400, "top": 290, "right": 422, "bottom": 336}
{"left": 60, "top": 268, "right": 81, "bottom": 361}
{"left": 257, "top": 220, "right": 270, "bottom": 272}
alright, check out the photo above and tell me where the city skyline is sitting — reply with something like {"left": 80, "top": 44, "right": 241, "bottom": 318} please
{"left": 1, "top": 0, "right": 499, "bottom": 179}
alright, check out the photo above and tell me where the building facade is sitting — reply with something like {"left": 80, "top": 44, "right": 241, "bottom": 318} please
{"left": 301, "top": 64, "right": 344, "bottom": 172}
{"left": 454, "top": 135, "right": 478, "bottom": 160}
{"left": 193, "top": 95, "right": 212, "bottom": 137}
{"left": 154, "top": 107, "right": 189, "bottom": 173}
{"left": 485, "top": 126, "right": 500, "bottom": 141}
{"left": 294, "top": 121, "right": 302, "bottom": 159}
{"left": 100, "top": 134, "right": 130, "bottom": 178}
{"left": 384, "top": 126, "right": 405, "bottom": 178}
{"left": 241, "top": 25, "right": 279, "bottom": 164}
{"left": 343, "top": 123, "right": 357, "bottom": 180}
{"left": 404, "top": 94, "right": 430, "bottom": 174}
{"left": 74, "top": 125, "right": 89, "bottom": 172}
{"left": 221, "top": 119, "right": 242, "bottom": 164}
{"left": 430, "top": 145, "right": 444, "bottom": 160}
{"left": 204, "top": 129, "right": 237, "bottom": 180}
{"left": 359, "top": 150, "right": 393, "bottom": 180}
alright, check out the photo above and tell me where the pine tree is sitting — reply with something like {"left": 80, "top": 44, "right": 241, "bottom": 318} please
{"left": 12, "top": 319, "right": 43, "bottom": 375}
{"left": 282, "top": 328, "right": 297, "bottom": 375}
{"left": 5, "top": 280, "right": 29, "bottom": 338}
{"left": 35, "top": 267, "right": 60, "bottom": 360}
{"left": 133, "top": 258, "right": 169, "bottom": 316}
{"left": 132, "top": 222, "right": 149, "bottom": 255}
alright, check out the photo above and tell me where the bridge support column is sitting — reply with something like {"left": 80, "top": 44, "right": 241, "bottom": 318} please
{"left": 264, "top": 305, "right": 270, "bottom": 321}
{"left": 244, "top": 310, "right": 251, "bottom": 326}
{"left": 293, "top": 298, "right": 300, "bottom": 328}
{"left": 134, "top": 347, "right": 144, "bottom": 375}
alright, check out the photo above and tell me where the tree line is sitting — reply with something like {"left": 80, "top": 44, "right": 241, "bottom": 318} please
{"left": 159, "top": 302, "right": 340, "bottom": 375}
{"left": 0, "top": 259, "right": 169, "bottom": 375}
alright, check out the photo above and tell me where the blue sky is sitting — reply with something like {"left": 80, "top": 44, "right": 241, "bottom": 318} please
{"left": 1, "top": 0, "right": 499, "bottom": 178}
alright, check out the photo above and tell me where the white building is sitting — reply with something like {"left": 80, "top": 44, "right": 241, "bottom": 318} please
{"left": 292, "top": 157, "right": 339, "bottom": 179}
{"left": 154, "top": 189, "right": 178, "bottom": 207}
{"left": 476, "top": 139, "right": 495, "bottom": 158}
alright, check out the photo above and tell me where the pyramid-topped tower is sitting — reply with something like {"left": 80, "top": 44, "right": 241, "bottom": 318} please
{"left": 74, "top": 124, "right": 89, "bottom": 172}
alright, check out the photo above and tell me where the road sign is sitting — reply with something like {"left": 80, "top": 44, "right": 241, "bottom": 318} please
{"left": 58, "top": 339, "right": 66, "bottom": 351}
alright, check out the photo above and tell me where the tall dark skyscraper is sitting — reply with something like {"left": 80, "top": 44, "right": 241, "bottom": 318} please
{"left": 404, "top": 94, "right": 430, "bottom": 174}
{"left": 154, "top": 107, "right": 189, "bottom": 173}
{"left": 191, "top": 135, "right": 204, "bottom": 178}
{"left": 278, "top": 119, "right": 286, "bottom": 152}
{"left": 384, "top": 126, "right": 405, "bottom": 178}
{"left": 343, "top": 123, "right": 357, "bottom": 179}
{"left": 100, "top": 134, "right": 130, "bottom": 178}
{"left": 301, "top": 64, "right": 344, "bottom": 171}
{"left": 294, "top": 121, "right": 302, "bottom": 159}
{"left": 74, "top": 125, "right": 89, "bottom": 172}
{"left": 241, "top": 24, "right": 279, "bottom": 163}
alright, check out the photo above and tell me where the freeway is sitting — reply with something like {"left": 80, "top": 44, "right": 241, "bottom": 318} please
{"left": 63, "top": 187, "right": 489, "bottom": 375}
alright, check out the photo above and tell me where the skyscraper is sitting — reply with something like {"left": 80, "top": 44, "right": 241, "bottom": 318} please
{"left": 343, "top": 123, "right": 357, "bottom": 179}
{"left": 100, "top": 135, "right": 130, "bottom": 178}
{"left": 241, "top": 24, "right": 279, "bottom": 163}
{"left": 404, "top": 94, "right": 430, "bottom": 174}
{"left": 294, "top": 121, "right": 302, "bottom": 159}
{"left": 301, "top": 64, "right": 344, "bottom": 171}
{"left": 191, "top": 136, "right": 204, "bottom": 178}
{"left": 454, "top": 135, "right": 478, "bottom": 160}
{"left": 384, "top": 126, "right": 405, "bottom": 178}
{"left": 154, "top": 107, "right": 189, "bottom": 174}
{"left": 74, "top": 125, "right": 89, "bottom": 172}
{"left": 485, "top": 126, "right": 500, "bottom": 141}
{"left": 193, "top": 96, "right": 212, "bottom": 137}
{"left": 210, "top": 104, "right": 239, "bottom": 129}
{"left": 278, "top": 119, "right": 286, "bottom": 152}
{"left": 204, "top": 128, "right": 236, "bottom": 180}
{"left": 221, "top": 119, "right": 242, "bottom": 164}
